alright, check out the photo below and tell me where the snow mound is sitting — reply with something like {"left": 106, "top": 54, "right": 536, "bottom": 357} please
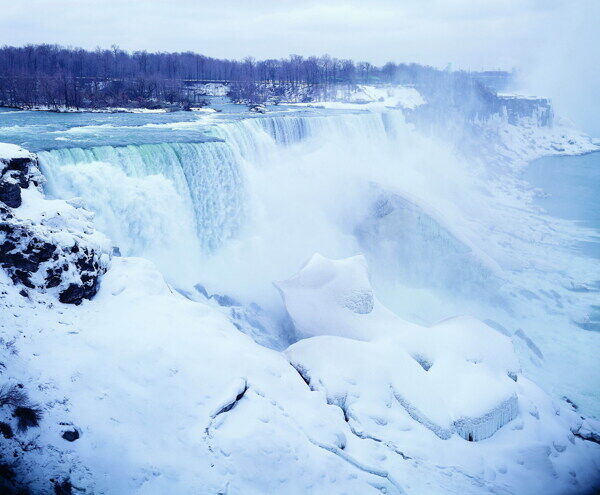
{"left": 0, "top": 143, "right": 33, "bottom": 160}
{"left": 281, "top": 254, "right": 538, "bottom": 443}
{"left": 275, "top": 254, "right": 382, "bottom": 340}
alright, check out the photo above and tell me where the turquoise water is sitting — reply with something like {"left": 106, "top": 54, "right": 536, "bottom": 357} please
{"left": 522, "top": 151, "right": 600, "bottom": 332}
{"left": 522, "top": 151, "right": 600, "bottom": 260}
{"left": 0, "top": 108, "right": 215, "bottom": 151}
{"left": 0, "top": 104, "right": 317, "bottom": 151}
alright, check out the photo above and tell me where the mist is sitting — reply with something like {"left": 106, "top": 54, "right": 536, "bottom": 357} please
{"left": 518, "top": 0, "right": 600, "bottom": 136}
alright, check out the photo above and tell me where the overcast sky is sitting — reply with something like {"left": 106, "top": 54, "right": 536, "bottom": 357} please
{"left": 2, "top": 0, "right": 598, "bottom": 130}
{"left": 0, "top": 0, "right": 593, "bottom": 68}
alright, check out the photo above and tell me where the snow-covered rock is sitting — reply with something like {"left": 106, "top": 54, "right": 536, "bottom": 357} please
{"left": 278, "top": 254, "right": 600, "bottom": 492}
{"left": 275, "top": 254, "right": 381, "bottom": 341}
{"left": 0, "top": 144, "right": 38, "bottom": 208}
{"left": 0, "top": 146, "right": 110, "bottom": 304}
{"left": 281, "top": 254, "right": 520, "bottom": 441}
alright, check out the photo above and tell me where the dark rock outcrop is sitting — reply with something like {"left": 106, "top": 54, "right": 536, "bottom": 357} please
{"left": 59, "top": 280, "right": 99, "bottom": 305}
{"left": 0, "top": 181, "right": 22, "bottom": 208}
{"left": 61, "top": 429, "right": 80, "bottom": 442}
{"left": 0, "top": 156, "right": 40, "bottom": 208}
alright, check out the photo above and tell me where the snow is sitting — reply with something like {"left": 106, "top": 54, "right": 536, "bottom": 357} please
{"left": 497, "top": 93, "right": 551, "bottom": 101}
{"left": 191, "top": 106, "right": 217, "bottom": 113}
{"left": 195, "top": 82, "right": 229, "bottom": 97}
{"left": 347, "top": 84, "right": 426, "bottom": 109}
{"left": 9, "top": 175, "right": 110, "bottom": 255}
{"left": 291, "top": 84, "right": 425, "bottom": 111}
{"left": 0, "top": 142, "right": 33, "bottom": 159}
{"left": 3, "top": 250, "right": 599, "bottom": 494}
{"left": 490, "top": 115, "right": 599, "bottom": 165}
{"left": 274, "top": 254, "right": 384, "bottom": 341}
{"left": 1, "top": 257, "right": 394, "bottom": 494}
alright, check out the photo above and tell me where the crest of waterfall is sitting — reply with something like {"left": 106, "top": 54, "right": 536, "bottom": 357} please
{"left": 39, "top": 141, "right": 246, "bottom": 252}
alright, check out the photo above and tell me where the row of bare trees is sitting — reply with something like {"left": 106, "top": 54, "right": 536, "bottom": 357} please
{"left": 0, "top": 44, "right": 511, "bottom": 109}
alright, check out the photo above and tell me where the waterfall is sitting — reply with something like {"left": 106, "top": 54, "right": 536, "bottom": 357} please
{"left": 36, "top": 110, "right": 497, "bottom": 307}
{"left": 39, "top": 141, "right": 246, "bottom": 252}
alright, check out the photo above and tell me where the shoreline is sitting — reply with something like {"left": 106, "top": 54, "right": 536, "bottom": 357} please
{"left": 0, "top": 105, "right": 216, "bottom": 114}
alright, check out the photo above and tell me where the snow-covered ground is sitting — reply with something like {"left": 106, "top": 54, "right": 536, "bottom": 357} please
{"left": 289, "top": 84, "right": 425, "bottom": 110}
{"left": 1, "top": 239, "right": 598, "bottom": 493}
{"left": 0, "top": 142, "right": 33, "bottom": 159}
{"left": 489, "top": 114, "right": 598, "bottom": 165}
{"left": 4, "top": 105, "right": 173, "bottom": 114}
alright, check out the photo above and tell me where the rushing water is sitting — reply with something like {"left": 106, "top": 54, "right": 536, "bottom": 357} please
{"left": 1, "top": 105, "right": 599, "bottom": 416}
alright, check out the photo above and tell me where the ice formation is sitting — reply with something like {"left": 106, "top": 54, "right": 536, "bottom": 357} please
{"left": 281, "top": 254, "right": 521, "bottom": 442}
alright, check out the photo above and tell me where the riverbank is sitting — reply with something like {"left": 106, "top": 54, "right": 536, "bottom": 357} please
{"left": 0, "top": 104, "right": 201, "bottom": 114}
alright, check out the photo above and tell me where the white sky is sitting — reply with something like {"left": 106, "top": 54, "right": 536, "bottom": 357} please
{"left": 0, "top": 0, "right": 592, "bottom": 69}
{"left": 2, "top": 0, "right": 598, "bottom": 131}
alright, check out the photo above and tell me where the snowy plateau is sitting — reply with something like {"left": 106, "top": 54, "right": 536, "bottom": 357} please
{"left": 0, "top": 85, "right": 599, "bottom": 495}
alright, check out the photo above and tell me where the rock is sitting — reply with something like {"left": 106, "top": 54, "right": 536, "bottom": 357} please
{"left": 61, "top": 429, "right": 80, "bottom": 442}
{"left": 249, "top": 104, "right": 267, "bottom": 113}
{"left": 0, "top": 421, "right": 13, "bottom": 439}
{"left": 0, "top": 154, "right": 40, "bottom": 209}
{"left": 59, "top": 280, "right": 99, "bottom": 305}
{"left": 0, "top": 181, "right": 21, "bottom": 208}
{"left": 211, "top": 293, "right": 240, "bottom": 307}
{"left": 53, "top": 479, "right": 72, "bottom": 495}
{"left": 194, "top": 283, "right": 209, "bottom": 298}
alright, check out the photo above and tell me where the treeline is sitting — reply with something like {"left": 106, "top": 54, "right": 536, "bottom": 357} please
{"left": 0, "top": 44, "right": 511, "bottom": 110}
